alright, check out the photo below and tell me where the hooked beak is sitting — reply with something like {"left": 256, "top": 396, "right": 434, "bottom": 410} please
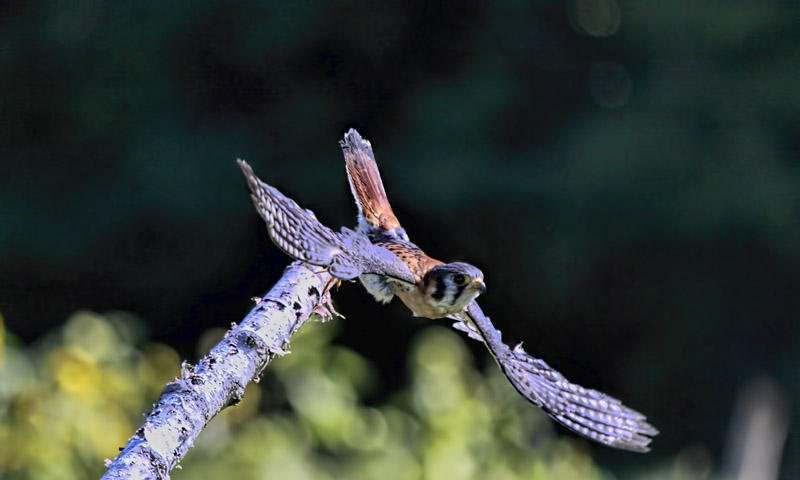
{"left": 470, "top": 278, "right": 486, "bottom": 293}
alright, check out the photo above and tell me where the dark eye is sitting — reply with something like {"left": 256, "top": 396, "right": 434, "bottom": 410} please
{"left": 452, "top": 274, "right": 467, "bottom": 286}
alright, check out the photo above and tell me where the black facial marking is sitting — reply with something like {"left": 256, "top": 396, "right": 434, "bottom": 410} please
{"left": 432, "top": 274, "right": 446, "bottom": 301}
{"left": 450, "top": 284, "right": 467, "bottom": 306}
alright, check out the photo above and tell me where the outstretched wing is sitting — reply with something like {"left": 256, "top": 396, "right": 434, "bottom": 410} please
{"left": 451, "top": 301, "right": 658, "bottom": 452}
{"left": 341, "top": 129, "right": 407, "bottom": 240}
{"left": 238, "top": 159, "right": 417, "bottom": 285}
{"left": 239, "top": 159, "right": 340, "bottom": 267}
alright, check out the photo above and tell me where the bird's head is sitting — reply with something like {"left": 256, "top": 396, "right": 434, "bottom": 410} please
{"left": 424, "top": 262, "right": 486, "bottom": 315}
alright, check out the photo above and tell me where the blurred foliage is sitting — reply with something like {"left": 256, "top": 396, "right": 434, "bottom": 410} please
{"left": 0, "top": 310, "right": 179, "bottom": 478}
{"left": 0, "top": 311, "right": 713, "bottom": 480}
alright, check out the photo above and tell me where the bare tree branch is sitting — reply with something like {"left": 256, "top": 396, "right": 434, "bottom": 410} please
{"left": 101, "top": 262, "right": 335, "bottom": 480}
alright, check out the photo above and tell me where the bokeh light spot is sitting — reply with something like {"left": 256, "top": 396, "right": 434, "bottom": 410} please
{"left": 569, "top": 0, "right": 622, "bottom": 37}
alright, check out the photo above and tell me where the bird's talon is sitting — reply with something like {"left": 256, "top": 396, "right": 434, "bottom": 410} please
{"left": 322, "top": 275, "right": 340, "bottom": 293}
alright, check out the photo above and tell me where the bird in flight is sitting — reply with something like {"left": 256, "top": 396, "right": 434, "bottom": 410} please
{"left": 238, "top": 129, "right": 658, "bottom": 452}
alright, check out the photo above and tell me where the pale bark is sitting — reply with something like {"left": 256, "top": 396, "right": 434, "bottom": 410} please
{"left": 101, "top": 262, "right": 335, "bottom": 480}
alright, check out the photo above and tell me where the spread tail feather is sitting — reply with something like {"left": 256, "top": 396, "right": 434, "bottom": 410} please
{"left": 341, "top": 129, "right": 404, "bottom": 236}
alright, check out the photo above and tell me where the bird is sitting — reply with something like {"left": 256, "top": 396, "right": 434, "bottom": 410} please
{"left": 341, "top": 131, "right": 487, "bottom": 319}
{"left": 238, "top": 129, "right": 658, "bottom": 452}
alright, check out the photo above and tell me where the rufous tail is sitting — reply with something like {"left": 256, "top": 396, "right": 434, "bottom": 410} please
{"left": 341, "top": 129, "right": 403, "bottom": 235}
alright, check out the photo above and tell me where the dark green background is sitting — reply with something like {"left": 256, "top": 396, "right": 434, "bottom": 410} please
{"left": 1, "top": 1, "right": 798, "bottom": 476}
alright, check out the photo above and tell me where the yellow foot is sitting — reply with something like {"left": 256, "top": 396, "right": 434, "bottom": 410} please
{"left": 322, "top": 275, "right": 336, "bottom": 293}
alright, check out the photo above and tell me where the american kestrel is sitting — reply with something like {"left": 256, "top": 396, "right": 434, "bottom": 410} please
{"left": 238, "top": 129, "right": 658, "bottom": 452}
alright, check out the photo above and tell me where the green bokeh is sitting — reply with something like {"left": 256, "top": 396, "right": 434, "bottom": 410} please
{"left": 1, "top": 311, "right": 699, "bottom": 479}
